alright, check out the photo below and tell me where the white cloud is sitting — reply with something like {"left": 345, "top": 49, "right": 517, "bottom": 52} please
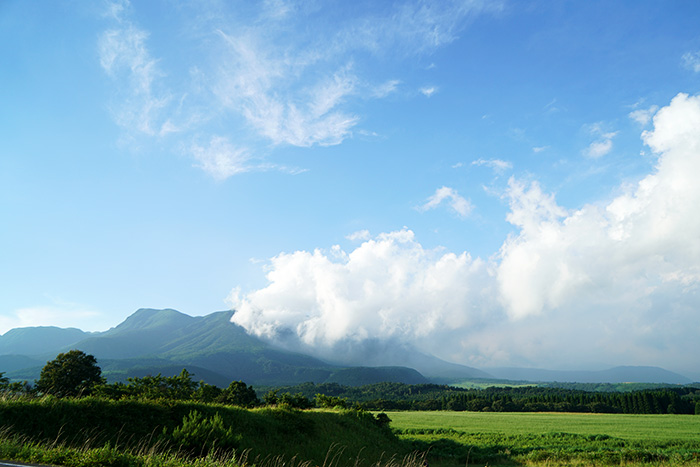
{"left": 584, "top": 124, "right": 618, "bottom": 158}
{"left": 629, "top": 105, "right": 659, "bottom": 126}
{"left": 99, "top": 18, "right": 172, "bottom": 137}
{"left": 346, "top": 230, "right": 371, "bottom": 241}
{"left": 420, "top": 86, "right": 437, "bottom": 97}
{"left": 682, "top": 51, "right": 700, "bottom": 72}
{"left": 98, "top": 1, "right": 499, "bottom": 178}
{"left": 191, "top": 136, "right": 255, "bottom": 180}
{"left": 418, "top": 186, "right": 472, "bottom": 217}
{"left": 372, "top": 80, "right": 401, "bottom": 98}
{"left": 230, "top": 229, "right": 490, "bottom": 356}
{"left": 190, "top": 135, "right": 304, "bottom": 179}
{"left": 471, "top": 158, "right": 512, "bottom": 173}
{"left": 230, "top": 93, "right": 700, "bottom": 372}
{"left": 532, "top": 146, "right": 549, "bottom": 153}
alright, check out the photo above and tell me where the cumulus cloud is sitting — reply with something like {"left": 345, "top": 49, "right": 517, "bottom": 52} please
{"left": 230, "top": 93, "right": 700, "bottom": 372}
{"left": 230, "top": 229, "right": 491, "bottom": 359}
{"left": 418, "top": 186, "right": 472, "bottom": 217}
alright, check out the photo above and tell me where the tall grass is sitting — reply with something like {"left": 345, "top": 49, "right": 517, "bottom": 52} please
{"left": 0, "top": 430, "right": 428, "bottom": 467}
{"left": 0, "top": 397, "right": 410, "bottom": 466}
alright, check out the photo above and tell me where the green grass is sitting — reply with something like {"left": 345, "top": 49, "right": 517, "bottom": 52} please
{"left": 386, "top": 411, "right": 700, "bottom": 440}
{"left": 0, "top": 397, "right": 410, "bottom": 466}
{"left": 385, "top": 411, "right": 700, "bottom": 466}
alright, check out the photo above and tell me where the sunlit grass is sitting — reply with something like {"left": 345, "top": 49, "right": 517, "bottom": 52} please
{"left": 386, "top": 411, "right": 700, "bottom": 466}
{"left": 386, "top": 411, "right": 700, "bottom": 440}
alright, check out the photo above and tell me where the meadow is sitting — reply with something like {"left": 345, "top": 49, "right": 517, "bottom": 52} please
{"left": 388, "top": 411, "right": 700, "bottom": 466}
{"left": 0, "top": 395, "right": 699, "bottom": 466}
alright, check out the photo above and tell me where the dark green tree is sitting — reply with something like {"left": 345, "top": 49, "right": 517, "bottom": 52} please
{"left": 35, "top": 350, "right": 103, "bottom": 397}
{"left": 218, "top": 380, "right": 260, "bottom": 407}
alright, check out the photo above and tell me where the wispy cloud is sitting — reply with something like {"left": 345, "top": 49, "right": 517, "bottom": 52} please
{"left": 98, "top": 6, "right": 172, "bottom": 137}
{"left": 584, "top": 123, "right": 618, "bottom": 158}
{"left": 418, "top": 186, "right": 472, "bottom": 218}
{"left": 472, "top": 158, "right": 512, "bottom": 173}
{"left": 98, "top": 1, "right": 500, "bottom": 179}
{"left": 629, "top": 105, "right": 659, "bottom": 126}
{"left": 420, "top": 86, "right": 437, "bottom": 97}
{"left": 682, "top": 51, "right": 700, "bottom": 72}
{"left": 346, "top": 230, "right": 371, "bottom": 241}
{"left": 191, "top": 136, "right": 255, "bottom": 180}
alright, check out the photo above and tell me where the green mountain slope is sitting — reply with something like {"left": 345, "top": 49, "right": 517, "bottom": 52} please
{"left": 0, "top": 326, "right": 89, "bottom": 357}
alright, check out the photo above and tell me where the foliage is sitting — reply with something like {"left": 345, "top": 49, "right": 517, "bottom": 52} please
{"left": 216, "top": 381, "right": 259, "bottom": 407}
{"left": 315, "top": 393, "right": 348, "bottom": 409}
{"left": 35, "top": 350, "right": 104, "bottom": 397}
{"left": 0, "top": 397, "right": 407, "bottom": 466}
{"left": 165, "top": 410, "right": 239, "bottom": 455}
{"left": 271, "top": 380, "right": 700, "bottom": 414}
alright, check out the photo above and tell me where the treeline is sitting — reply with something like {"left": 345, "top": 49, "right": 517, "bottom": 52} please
{"left": 7, "top": 350, "right": 700, "bottom": 415}
{"left": 269, "top": 382, "right": 700, "bottom": 415}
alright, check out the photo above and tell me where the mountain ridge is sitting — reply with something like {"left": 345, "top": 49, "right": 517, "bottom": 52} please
{"left": 2, "top": 308, "right": 484, "bottom": 386}
{"left": 0, "top": 308, "right": 690, "bottom": 387}
{"left": 484, "top": 365, "right": 692, "bottom": 385}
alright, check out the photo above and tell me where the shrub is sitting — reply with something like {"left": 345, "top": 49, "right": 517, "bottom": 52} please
{"left": 165, "top": 410, "right": 239, "bottom": 456}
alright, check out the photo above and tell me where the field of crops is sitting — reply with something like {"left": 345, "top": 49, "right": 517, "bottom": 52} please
{"left": 386, "top": 411, "right": 700, "bottom": 466}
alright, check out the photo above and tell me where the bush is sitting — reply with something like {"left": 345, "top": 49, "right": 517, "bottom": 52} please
{"left": 165, "top": 410, "right": 239, "bottom": 456}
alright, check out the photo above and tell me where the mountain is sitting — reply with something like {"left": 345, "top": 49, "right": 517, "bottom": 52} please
{"left": 485, "top": 366, "right": 692, "bottom": 384}
{"left": 325, "top": 366, "right": 429, "bottom": 386}
{"left": 1, "top": 308, "right": 451, "bottom": 386}
{"left": 0, "top": 326, "right": 90, "bottom": 357}
{"left": 313, "top": 338, "right": 491, "bottom": 381}
{"left": 3, "top": 308, "right": 687, "bottom": 387}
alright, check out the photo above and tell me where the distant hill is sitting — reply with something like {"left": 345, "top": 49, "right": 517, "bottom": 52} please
{"left": 484, "top": 366, "right": 692, "bottom": 384}
{"left": 1, "top": 308, "right": 444, "bottom": 387}
{"left": 326, "top": 366, "right": 429, "bottom": 386}
{"left": 314, "top": 338, "right": 491, "bottom": 381}
{"left": 0, "top": 326, "right": 89, "bottom": 357}
{"left": 2, "top": 308, "right": 689, "bottom": 387}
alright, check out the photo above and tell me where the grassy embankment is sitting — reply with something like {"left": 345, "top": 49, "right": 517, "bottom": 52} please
{"left": 0, "top": 397, "right": 416, "bottom": 467}
{"left": 388, "top": 411, "right": 700, "bottom": 466}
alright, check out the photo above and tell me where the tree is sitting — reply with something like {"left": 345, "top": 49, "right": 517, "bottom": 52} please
{"left": 35, "top": 350, "right": 103, "bottom": 397}
{"left": 218, "top": 381, "right": 260, "bottom": 407}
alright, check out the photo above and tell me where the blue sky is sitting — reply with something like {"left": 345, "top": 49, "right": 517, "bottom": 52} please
{"left": 2, "top": 0, "right": 700, "bottom": 376}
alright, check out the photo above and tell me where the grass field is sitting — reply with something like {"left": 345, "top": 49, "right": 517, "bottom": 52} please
{"left": 385, "top": 411, "right": 700, "bottom": 466}
{"left": 387, "top": 411, "right": 700, "bottom": 440}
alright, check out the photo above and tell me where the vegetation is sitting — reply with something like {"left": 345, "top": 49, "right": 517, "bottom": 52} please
{"left": 388, "top": 411, "right": 700, "bottom": 465}
{"left": 2, "top": 350, "right": 700, "bottom": 466}
{"left": 270, "top": 381, "right": 700, "bottom": 414}
{"left": 0, "top": 397, "right": 404, "bottom": 466}
{"left": 35, "top": 350, "right": 104, "bottom": 397}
